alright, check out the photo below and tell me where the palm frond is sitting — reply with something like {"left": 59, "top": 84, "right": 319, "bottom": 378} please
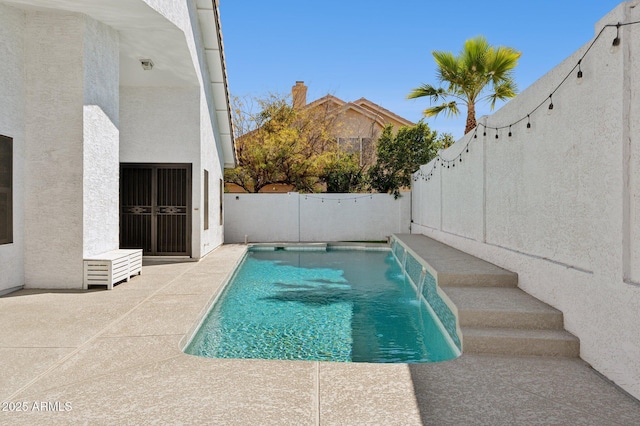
{"left": 483, "top": 80, "right": 518, "bottom": 109}
{"left": 407, "top": 84, "right": 447, "bottom": 102}
{"left": 424, "top": 101, "right": 460, "bottom": 118}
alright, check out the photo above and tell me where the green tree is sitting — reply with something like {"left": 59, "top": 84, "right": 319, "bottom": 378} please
{"left": 225, "top": 94, "right": 337, "bottom": 192}
{"left": 407, "top": 36, "right": 521, "bottom": 134}
{"left": 368, "top": 122, "right": 449, "bottom": 198}
{"left": 320, "top": 153, "right": 367, "bottom": 193}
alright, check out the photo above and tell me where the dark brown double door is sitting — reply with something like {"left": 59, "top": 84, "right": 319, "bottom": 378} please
{"left": 120, "top": 164, "right": 192, "bottom": 256}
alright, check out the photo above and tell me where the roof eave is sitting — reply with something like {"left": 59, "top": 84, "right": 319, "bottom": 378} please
{"left": 197, "top": 0, "right": 236, "bottom": 168}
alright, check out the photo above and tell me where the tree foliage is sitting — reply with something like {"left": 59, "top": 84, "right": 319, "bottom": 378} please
{"left": 368, "top": 122, "right": 451, "bottom": 198}
{"left": 319, "top": 153, "right": 367, "bottom": 193}
{"left": 407, "top": 36, "right": 521, "bottom": 134}
{"left": 225, "top": 94, "right": 338, "bottom": 193}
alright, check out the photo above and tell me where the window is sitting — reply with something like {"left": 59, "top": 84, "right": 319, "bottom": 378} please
{"left": 337, "top": 137, "right": 375, "bottom": 166}
{"left": 0, "top": 135, "right": 12, "bottom": 245}
{"left": 203, "top": 169, "right": 209, "bottom": 230}
{"left": 219, "top": 178, "right": 223, "bottom": 226}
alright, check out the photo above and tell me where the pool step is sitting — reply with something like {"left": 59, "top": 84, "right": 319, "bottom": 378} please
{"left": 461, "top": 326, "right": 580, "bottom": 357}
{"left": 393, "top": 234, "right": 580, "bottom": 358}
{"left": 443, "top": 287, "right": 565, "bottom": 330}
{"left": 445, "top": 286, "right": 579, "bottom": 356}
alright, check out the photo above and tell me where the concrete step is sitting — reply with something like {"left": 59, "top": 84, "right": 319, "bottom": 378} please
{"left": 393, "top": 234, "right": 581, "bottom": 358}
{"left": 437, "top": 271, "right": 518, "bottom": 288}
{"left": 461, "top": 326, "right": 580, "bottom": 357}
{"left": 443, "top": 287, "right": 564, "bottom": 330}
{"left": 394, "top": 234, "right": 518, "bottom": 288}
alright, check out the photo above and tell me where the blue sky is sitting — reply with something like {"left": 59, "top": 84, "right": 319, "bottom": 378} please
{"left": 219, "top": 0, "right": 623, "bottom": 140}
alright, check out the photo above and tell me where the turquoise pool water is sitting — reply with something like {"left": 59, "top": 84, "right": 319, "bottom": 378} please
{"left": 185, "top": 248, "right": 460, "bottom": 363}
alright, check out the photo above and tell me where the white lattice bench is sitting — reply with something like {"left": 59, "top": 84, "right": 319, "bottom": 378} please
{"left": 83, "top": 249, "right": 143, "bottom": 290}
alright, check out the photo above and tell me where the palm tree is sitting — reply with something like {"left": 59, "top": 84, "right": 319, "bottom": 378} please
{"left": 407, "top": 36, "right": 521, "bottom": 134}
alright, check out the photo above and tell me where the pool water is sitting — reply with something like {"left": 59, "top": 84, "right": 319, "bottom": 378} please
{"left": 185, "top": 249, "right": 460, "bottom": 363}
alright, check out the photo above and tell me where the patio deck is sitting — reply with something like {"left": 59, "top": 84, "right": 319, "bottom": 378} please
{"left": 1, "top": 243, "right": 639, "bottom": 425}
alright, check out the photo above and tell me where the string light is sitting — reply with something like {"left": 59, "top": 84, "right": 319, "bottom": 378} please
{"left": 414, "top": 20, "right": 640, "bottom": 186}
{"left": 577, "top": 59, "right": 583, "bottom": 79}
{"left": 303, "top": 193, "right": 381, "bottom": 203}
{"left": 613, "top": 22, "right": 621, "bottom": 46}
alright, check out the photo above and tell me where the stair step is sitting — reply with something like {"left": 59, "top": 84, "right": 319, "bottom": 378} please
{"left": 443, "top": 287, "right": 564, "bottom": 330}
{"left": 437, "top": 271, "right": 518, "bottom": 288}
{"left": 393, "top": 234, "right": 581, "bottom": 359}
{"left": 461, "top": 326, "right": 580, "bottom": 357}
{"left": 394, "top": 234, "right": 518, "bottom": 288}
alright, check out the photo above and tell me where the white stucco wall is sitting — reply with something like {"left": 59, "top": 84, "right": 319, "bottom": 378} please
{"left": 185, "top": 0, "right": 227, "bottom": 256}
{"left": 120, "top": 0, "right": 228, "bottom": 258}
{"left": 23, "top": 11, "right": 86, "bottom": 287}
{"left": 0, "top": 4, "right": 26, "bottom": 294}
{"left": 82, "top": 18, "right": 120, "bottom": 258}
{"left": 224, "top": 193, "right": 411, "bottom": 243}
{"left": 22, "top": 10, "right": 120, "bottom": 288}
{"left": 411, "top": 2, "right": 640, "bottom": 399}
{"left": 1, "top": 0, "right": 229, "bottom": 290}
{"left": 119, "top": 86, "right": 203, "bottom": 257}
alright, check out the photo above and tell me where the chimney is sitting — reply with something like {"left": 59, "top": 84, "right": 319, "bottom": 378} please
{"left": 292, "top": 81, "right": 307, "bottom": 109}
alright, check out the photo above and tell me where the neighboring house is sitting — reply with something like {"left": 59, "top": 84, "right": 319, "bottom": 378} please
{"left": 292, "top": 81, "right": 414, "bottom": 166}
{"left": 226, "top": 82, "right": 413, "bottom": 193}
{"left": 0, "top": 0, "right": 235, "bottom": 293}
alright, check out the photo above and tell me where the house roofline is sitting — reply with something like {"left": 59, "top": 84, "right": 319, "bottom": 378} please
{"left": 352, "top": 98, "right": 414, "bottom": 127}
{"left": 209, "top": 0, "right": 237, "bottom": 168}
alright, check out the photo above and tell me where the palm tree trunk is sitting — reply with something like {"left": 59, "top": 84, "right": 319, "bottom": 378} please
{"left": 465, "top": 103, "right": 477, "bottom": 134}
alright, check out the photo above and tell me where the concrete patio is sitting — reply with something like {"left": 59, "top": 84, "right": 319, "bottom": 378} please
{"left": 1, "top": 243, "right": 639, "bottom": 425}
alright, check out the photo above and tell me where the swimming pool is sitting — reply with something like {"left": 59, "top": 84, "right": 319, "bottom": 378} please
{"left": 185, "top": 244, "right": 461, "bottom": 363}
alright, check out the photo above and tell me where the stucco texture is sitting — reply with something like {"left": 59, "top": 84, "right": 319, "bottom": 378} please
{"left": 411, "top": 2, "right": 640, "bottom": 399}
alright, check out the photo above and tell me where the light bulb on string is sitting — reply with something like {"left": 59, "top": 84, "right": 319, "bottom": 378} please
{"left": 613, "top": 23, "right": 621, "bottom": 46}
{"left": 548, "top": 94, "right": 554, "bottom": 110}
{"left": 508, "top": 125, "right": 512, "bottom": 137}
{"left": 577, "top": 59, "right": 583, "bottom": 80}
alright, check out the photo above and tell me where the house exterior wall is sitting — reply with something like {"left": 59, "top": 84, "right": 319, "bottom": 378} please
{"left": 120, "top": 0, "right": 227, "bottom": 258}
{"left": 0, "top": 4, "right": 26, "bottom": 294}
{"left": 411, "top": 2, "right": 640, "bottom": 399}
{"left": 119, "top": 86, "right": 203, "bottom": 257}
{"left": 0, "top": 0, "right": 231, "bottom": 291}
{"left": 23, "top": 11, "right": 86, "bottom": 288}
{"left": 200, "top": 92, "right": 225, "bottom": 254}
{"left": 82, "top": 18, "right": 120, "bottom": 259}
